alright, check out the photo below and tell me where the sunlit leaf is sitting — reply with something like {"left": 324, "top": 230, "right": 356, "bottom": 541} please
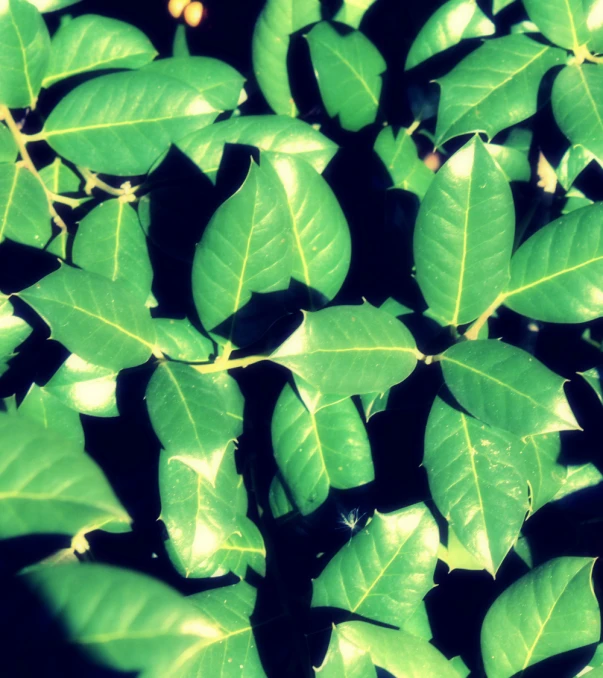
{"left": 557, "top": 144, "right": 597, "bottom": 190}
{"left": 0, "top": 124, "right": 17, "bottom": 164}
{"left": 38, "top": 158, "right": 81, "bottom": 194}
{"left": 523, "top": 0, "right": 589, "bottom": 51}
{"left": 0, "top": 294, "right": 30, "bottom": 376}
{"left": 153, "top": 318, "right": 214, "bottom": 362}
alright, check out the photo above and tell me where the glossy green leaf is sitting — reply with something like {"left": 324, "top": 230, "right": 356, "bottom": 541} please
{"left": 144, "top": 56, "right": 246, "bottom": 111}
{"left": 271, "top": 382, "right": 373, "bottom": 515}
{"left": 19, "top": 265, "right": 156, "bottom": 372}
{"left": 0, "top": 294, "right": 30, "bottom": 376}
{"left": 271, "top": 303, "right": 419, "bottom": 396}
{"left": 292, "top": 374, "right": 348, "bottom": 414}
{"left": 316, "top": 625, "right": 377, "bottom": 678}
{"left": 22, "top": 563, "right": 224, "bottom": 677}
{"left": 269, "top": 475, "right": 296, "bottom": 520}
{"left": 43, "top": 353, "right": 118, "bottom": 418}
{"left": 307, "top": 22, "right": 385, "bottom": 132}
{"left": 523, "top": 0, "right": 589, "bottom": 50}
{"left": 481, "top": 557, "right": 600, "bottom": 677}
{"left": 436, "top": 36, "right": 563, "bottom": 147}
{"left": 43, "top": 15, "right": 157, "bottom": 88}
{"left": 153, "top": 318, "right": 213, "bottom": 362}
{"left": 425, "top": 396, "right": 528, "bottom": 575}
{"left": 580, "top": 367, "right": 603, "bottom": 404}
{"left": 333, "top": 0, "right": 376, "bottom": 28}
{"left": 374, "top": 126, "right": 434, "bottom": 199}
{"left": 146, "top": 362, "right": 243, "bottom": 461}
{"left": 557, "top": 144, "right": 597, "bottom": 190}
{"left": 553, "top": 65, "right": 603, "bottom": 170}
{"left": 265, "top": 151, "right": 351, "bottom": 309}
{"left": 335, "top": 622, "right": 461, "bottom": 678}
{"left": 406, "top": 0, "right": 495, "bottom": 70}
{"left": 0, "top": 412, "right": 129, "bottom": 539}
{"left": 177, "top": 115, "right": 338, "bottom": 184}
{"left": 553, "top": 463, "right": 602, "bottom": 501}
{"left": 0, "top": 0, "right": 50, "bottom": 108}
{"left": 38, "top": 158, "right": 81, "bottom": 194}
{"left": 0, "top": 124, "right": 17, "bottom": 164}
{"left": 505, "top": 203, "right": 603, "bottom": 323}
{"left": 42, "top": 71, "right": 220, "bottom": 176}
{"left": 182, "top": 582, "right": 265, "bottom": 676}
{"left": 441, "top": 340, "right": 579, "bottom": 436}
{"left": 439, "top": 526, "right": 487, "bottom": 572}
{"left": 414, "top": 136, "right": 515, "bottom": 326}
{"left": 73, "top": 200, "right": 152, "bottom": 304}
{"left": 493, "top": 0, "right": 517, "bottom": 13}
{"left": 173, "top": 24, "right": 189, "bottom": 57}
{"left": 360, "top": 389, "right": 390, "bottom": 421}
{"left": 587, "top": 0, "right": 603, "bottom": 52}
{"left": 0, "top": 164, "right": 52, "bottom": 248}
{"left": 312, "top": 504, "right": 438, "bottom": 626}
{"left": 521, "top": 433, "right": 566, "bottom": 512}
{"left": 201, "top": 517, "right": 266, "bottom": 579}
{"left": 562, "top": 187, "right": 594, "bottom": 213}
{"left": 486, "top": 143, "right": 531, "bottom": 182}
{"left": 28, "top": 0, "right": 82, "bottom": 11}
{"left": 19, "top": 383, "right": 85, "bottom": 448}
{"left": 251, "top": 0, "right": 321, "bottom": 116}
{"left": 192, "top": 160, "right": 292, "bottom": 351}
{"left": 505, "top": 126, "right": 533, "bottom": 154}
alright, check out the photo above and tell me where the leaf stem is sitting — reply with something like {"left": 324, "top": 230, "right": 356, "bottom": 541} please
{"left": 191, "top": 354, "right": 268, "bottom": 374}
{"left": 0, "top": 106, "right": 70, "bottom": 232}
{"left": 77, "top": 166, "right": 139, "bottom": 200}
{"left": 463, "top": 292, "right": 506, "bottom": 341}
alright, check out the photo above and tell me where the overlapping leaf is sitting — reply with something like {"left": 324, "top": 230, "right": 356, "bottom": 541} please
{"left": 424, "top": 396, "right": 528, "bottom": 575}
{"left": 271, "top": 303, "right": 418, "bottom": 396}
{"left": 307, "top": 23, "right": 385, "bottom": 132}
{"left": 177, "top": 115, "right": 338, "bottom": 184}
{"left": 523, "top": 0, "right": 589, "bottom": 50}
{"left": 19, "top": 265, "right": 156, "bottom": 372}
{"left": 39, "top": 158, "right": 81, "bottom": 194}
{"left": 486, "top": 143, "right": 531, "bottom": 182}
{"left": 0, "top": 124, "right": 17, "bottom": 164}
{"left": 435, "top": 35, "right": 563, "bottom": 146}
{"left": 481, "top": 557, "right": 600, "bottom": 677}
{"left": 521, "top": 433, "right": 566, "bottom": 513}
{"left": 42, "top": 14, "right": 157, "bottom": 88}
{"left": 153, "top": 318, "right": 214, "bottom": 362}
{"left": 42, "top": 71, "right": 220, "bottom": 175}
{"left": 414, "top": 136, "right": 515, "bottom": 326}
{"left": 312, "top": 504, "right": 438, "bottom": 626}
{"left": 557, "top": 144, "right": 597, "bottom": 190}
{"left": 0, "top": 294, "right": 30, "bottom": 376}
{"left": 333, "top": 0, "right": 377, "bottom": 28}
{"left": 505, "top": 202, "right": 603, "bottom": 323}
{"left": 405, "top": 0, "right": 494, "bottom": 70}
{"left": 271, "top": 382, "right": 373, "bottom": 515}
{"left": 587, "top": 0, "right": 603, "bottom": 52}
{"left": 441, "top": 340, "right": 579, "bottom": 436}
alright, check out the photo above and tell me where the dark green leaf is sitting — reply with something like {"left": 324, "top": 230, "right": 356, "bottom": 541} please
{"left": 268, "top": 474, "right": 296, "bottom": 519}
{"left": 441, "top": 340, "right": 579, "bottom": 436}
{"left": 271, "top": 303, "right": 419, "bottom": 396}
{"left": 154, "top": 318, "right": 214, "bottom": 362}
{"left": 481, "top": 557, "right": 600, "bottom": 677}
{"left": 406, "top": 0, "right": 494, "bottom": 70}
{"left": 43, "top": 14, "right": 157, "bottom": 88}
{"left": 486, "top": 143, "right": 531, "bottom": 182}
{"left": 523, "top": 0, "right": 589, "bottom": 50}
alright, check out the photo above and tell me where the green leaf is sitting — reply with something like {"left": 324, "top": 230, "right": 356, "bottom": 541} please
{"left": 19, "top": 265, "right": 156, "bottom": 372}
{"left": 146, "top": 362, "right": 243, "bottom": 461}
{"left": 192, "top": 160, "right": 292, "bottom": 351}
{"left": 553, "top": 65, "right": 603, "bottom": 169}
{"left": 523, "top": 0, "right": 589, "bottom": 51}
{"left": 333, "top": 0, "right": 377, "bottom": 28}
{"left": 177, "top": 115, "right": 338, "bottom": 184}
{"left": 0, "top": 0, "right": 50, "bottom": 108}
{"left": 405, "top": 0, "right": 495, "bottom": 70}
{"left": 144, "top": 56, "right": 246, "bottom": 111}
{"left": 73, "top": 199, "right": 152, "bottom": 304}
{"left": 425, "top": 396, "right": 528, "bottom": 575}
{"left": 28, "top": 0, "right": 82, "bottom": 11}
{"left": 439, "top": 526, "right": 488, "bottom": 572}
{"left": 153, "top": 318, "right": 213, "bottom": 362}
{"left": 441, "top": 340, "right": 579, "bottom": 436}
{"left": 292, "top": 374, "right": 348, "bottom": 414}
{"left": 271, "top": 382, "right": 373, "bottom": 515}
{"left": 173, "top": 24, "right": 189, "bottom": 57}
{"left": 414, "top": 136, "right": 515, "bottom": 326}
{"left": 271, "top": 303, "right": 419, "bottom": 396}
{"left": 553, "top": 463, "right": 602, "bottom": 501}
{"left": 486, "top": 143, "right": 531, "bottom": 182}
{"left": 19, "top": 383, "right": 85, "bottom": 448}
{"left": 42, "top": 15, "right": 157, "bottom": 88}
{"left": 312, "top": 504, "right": 438, "bottom": 626}
{"left": 586, "top": 0, "right": 603, "bottom": 53}
{"left": 481, "top": 557, "right": 600, "bottom": 677}
{"left": 268, "top": 474, "right": 296, "bottom": 519}
{"left": 435, "top": 36, "right": 563, "bottom": 147}
{"left": 521, "top": 433, "right": 566, "bottom": 512}
{"left": 251, "top": 0, "right": 321, "bottom": 116}
{"left": 580, "top": 367, "right": 603, "bottom": 404}
{"left": 307, "top": 22, "right": 386, "bottom": 132}
{"left": 264, "top": 151, "right": 351, "bottom": 309}
{"left": 38, "top": 158, "right": 81, "bottom": 194}
{"left": 0, "top": 412, "right": 129, "bottom": 539}
{"left": 505, "top": 203, "right": 603, "bottom": 323}
{"left": 0, "top": 124, "right": 17, "bottom": 164}
{"left": 22, "top": 563, "right": 224, "bottom": 677}
{"left": 204, "top": 518, "right": 266, "bottom": 579}
{"left": 562, "top": 187, "right": 594, "bottom": 214}
{"left": 360, "top": 389, "right": 391, "bottom": 421}
{"left": 182, "top": 582, "right": 266, "bottom": 676}
{"left": 316, "top": 625, "right": 377, "bottom": 677}
{"left": 335, "top": 622, "right": 461, "bottom": 677}
{"left": 0, "top": 294, "right": 30, "bottom": 376}
{"left": 0, "top": 163, "right": 52, "bottom": 248}
{"left": 493, "top": 0, "right": 517, "bottom": 13}
{"left": 557, "top": 144, "right": 597, "bottom": 190}
{"left": 42, "top": 71, "right": 220, "bottom": 176}
{"left": 504, "top": 126, "right": 533, "bottom": 155}
{"left": 374, "top": 126, "right": 434, "bottom": 199}
{"left": 43, "top": 353, "right": 118, "bottom": 418}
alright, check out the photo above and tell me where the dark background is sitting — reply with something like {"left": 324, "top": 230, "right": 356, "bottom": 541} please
{"left": 1, "top": 0, "right": 603, "bottom": 676}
